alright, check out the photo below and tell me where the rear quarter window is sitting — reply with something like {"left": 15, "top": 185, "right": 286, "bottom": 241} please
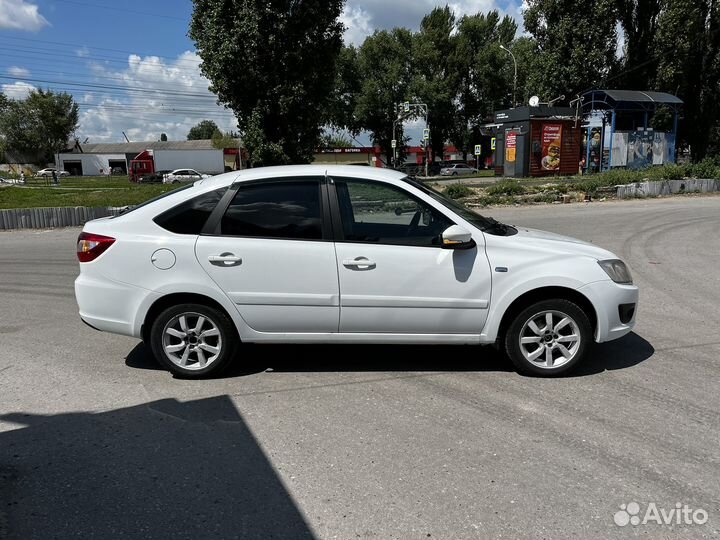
{"left": 153, "top": 187, "right": 227, "bottom": 234}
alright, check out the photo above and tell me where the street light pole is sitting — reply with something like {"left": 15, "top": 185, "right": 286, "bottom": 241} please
{"left": 500, "top": 44, "right": 517, "bottom": 108}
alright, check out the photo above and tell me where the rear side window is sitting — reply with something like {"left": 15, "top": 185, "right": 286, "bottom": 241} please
{"left": 221, "top": 181, "right": 322, "bottom": 240}
{"left": 154, "top": 187, "right": 227, "bottom": 234}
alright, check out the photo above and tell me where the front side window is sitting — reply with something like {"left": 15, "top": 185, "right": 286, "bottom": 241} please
{"left": 334, "top": 178, "right": 452, "bottom": 247}
{"left": 221, "top": 181, "right": 323, "bottom": 240}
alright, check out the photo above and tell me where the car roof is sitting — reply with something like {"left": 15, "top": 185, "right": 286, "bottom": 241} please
{"left": 197, "top": 164, "right": 407, "bottom": 189}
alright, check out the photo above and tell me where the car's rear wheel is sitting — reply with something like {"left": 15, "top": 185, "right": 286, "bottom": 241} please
{"left": 149, "top": 303, "right": 238, "bottom": 378}
{"left": 504, "top": 299, "right": 591, "bottom": 376}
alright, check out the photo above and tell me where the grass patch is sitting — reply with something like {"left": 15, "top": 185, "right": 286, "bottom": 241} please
{"left": 0, "top": 178, "right": 182, "bottom": 209}
{"left": 444, "top": 184, "right": 473, "bottom": 199}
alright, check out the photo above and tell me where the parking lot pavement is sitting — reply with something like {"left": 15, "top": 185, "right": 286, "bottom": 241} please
{"left": 1, "top": 196, "right": 719, "bottom": 540}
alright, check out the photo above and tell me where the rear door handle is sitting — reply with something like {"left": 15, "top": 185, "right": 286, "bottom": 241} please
{"left": 208, "top": 253, "right": 242, "bottom": 266}
{"left": 342, "top": 257, "right": 376, "bottom": 269}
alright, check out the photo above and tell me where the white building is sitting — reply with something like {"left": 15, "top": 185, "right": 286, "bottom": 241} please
{"left": 56, "top": 140, "right": 238, "bottom": 176}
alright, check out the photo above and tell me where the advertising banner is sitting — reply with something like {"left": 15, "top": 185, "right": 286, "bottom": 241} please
{"left": 627, "top": 130, "right": 654, "bottom": 169}
{"left": 541, "top": 124, "right": 562, "bottom": 171}
{"left": 505, "top": 132, "right": 517, "bottom": 163}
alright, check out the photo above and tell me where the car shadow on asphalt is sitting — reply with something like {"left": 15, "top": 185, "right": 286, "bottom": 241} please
{"left": 0, "top": 396, "right": 315, "bottom": 540}
{"left": 125, "top": 332, "right": 653, "bottom": 379}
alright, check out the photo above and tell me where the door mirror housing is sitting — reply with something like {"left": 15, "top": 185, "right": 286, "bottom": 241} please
{"left": 441, "top": 225, "right": 476, "bottom": 250}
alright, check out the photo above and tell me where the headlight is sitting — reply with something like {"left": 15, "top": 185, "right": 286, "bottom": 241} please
{"left": 598, "top": 259, "right": 633, "bottom": 284}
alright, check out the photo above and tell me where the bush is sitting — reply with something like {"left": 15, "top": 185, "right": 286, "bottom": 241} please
{"left": 444, "top": 184, "right": 473, "bottom": 199}
{"left": 486, "top": 180, "right": 526, "bottom": 196}
{"left": 686, "top": 158, "right": 720, "bottom": 179}
{"left": 646, "top": 163, "right": 688, "bottom": 180}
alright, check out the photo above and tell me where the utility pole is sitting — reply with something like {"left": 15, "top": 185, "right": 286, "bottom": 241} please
{"left": 500, "top": 45, "right": 517, "bottom": 108}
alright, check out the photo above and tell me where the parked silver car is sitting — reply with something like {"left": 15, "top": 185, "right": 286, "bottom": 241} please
{"left": 440, "top": 163, "right": 479, "bottom": 176}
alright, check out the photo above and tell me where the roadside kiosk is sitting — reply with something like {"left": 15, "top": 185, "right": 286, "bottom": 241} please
{"left": 490, "top": 106, "right": 582, "bottom": 178}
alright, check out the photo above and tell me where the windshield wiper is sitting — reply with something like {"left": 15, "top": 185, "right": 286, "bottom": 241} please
{"left": 483, "top": 216, "right": 510, "bottom": 234}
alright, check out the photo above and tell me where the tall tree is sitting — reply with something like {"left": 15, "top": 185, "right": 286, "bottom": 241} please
{"left": 187, "top": 119, "right": 220, "bottom": 140}
{"left": 524, "top": 0, "right": 619, "bottom": 100}
{"left": 189, "top": 0, "right": 344, "bottom": 166}
{"left": 449, "top": 11, "right": 517, "bottom": 157}
{"left": 654, "top": 0, "right": 720, "bottom": 160}
{"left": 613, "top": 0, "right": 662, "bottom": 89}
{"left": 0, "top": 89, "right": 78, "bottom": 164}
{"left": 327, "top": 45, "right": 362, "bottom": 135}
{"left": 353, "top": 28, "right": 415, "bottom": 166}
{"left": 411, "top": 6, "right": 457, "bottom": 162}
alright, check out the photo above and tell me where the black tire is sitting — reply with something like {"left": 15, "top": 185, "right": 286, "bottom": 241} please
{"left": 149, "top": 303, "right": 239, "bottom": 378}
{"left": 504, "top": 299, "right": 592, "bottom": 377}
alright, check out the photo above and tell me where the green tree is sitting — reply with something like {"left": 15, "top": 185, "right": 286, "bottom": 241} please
{"left": 327, "top": 45, "right": 362, "bottom": 135}
{"left": 211, "top": 130, "right": 241, "bottom": 149}
{"left": 354, "top": 28, "right": 415, "bottom": 166}
{"left": 613, "top": 0, "right": 662, "bottom": 89}
{"left": 449, "top": 11, "right": 517, "bottom": 157}
{"left": 523, "top": 0, "right": 618, "bottom": 99}
{"left": 319, "top": 131, "right": 353, "bottom": 148}
{"left": 0, "top": 89, "right": 78, "bottom": 164}
{"left": 411, "top": 6, "right": 458, "bottom": 162}
{"left": 187, "top": 120, "right": 221, "bottom": 140}
{"left": 189, "top": 0, "right": 344, "bottom": 166}
{"left": 654, "top": 0, "right": 720, "bottom": 160}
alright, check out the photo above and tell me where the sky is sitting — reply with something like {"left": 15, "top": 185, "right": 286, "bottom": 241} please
{"left": 0, "top": 0, "right": 523, "bottom": 145}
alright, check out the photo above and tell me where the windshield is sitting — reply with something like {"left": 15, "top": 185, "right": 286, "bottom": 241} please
{"left": 401, "top": 176, "right": 494, "bottom": 231}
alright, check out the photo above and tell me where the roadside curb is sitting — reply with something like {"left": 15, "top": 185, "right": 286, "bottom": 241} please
{"left": 0, "top": 206, "right": 125, "bottom": 230}
{"left": 616, "top": 178, "right": 719, "bottom": 198}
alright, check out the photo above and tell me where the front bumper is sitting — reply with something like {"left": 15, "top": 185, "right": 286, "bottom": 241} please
{"left": 578, "top": 280, "right": 639, "bottom": 343}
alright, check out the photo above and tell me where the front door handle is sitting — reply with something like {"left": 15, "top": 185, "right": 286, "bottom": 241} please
{"left": 342, "top": 257, "right": 376, "bottom": 270}
{"left": 208, "top": 252, "right": 242, "bottom": 267}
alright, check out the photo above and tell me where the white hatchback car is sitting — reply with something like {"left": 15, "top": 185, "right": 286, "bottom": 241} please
{"left": 75, "top": 165, "right": 638, "bottom": 378}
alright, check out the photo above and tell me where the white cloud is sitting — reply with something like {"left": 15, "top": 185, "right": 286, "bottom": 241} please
{"left": 2, "top": 81, "right": 36, "bottom": 99}
{"left": 341, "top": 5, "right": 374, "bottom": 46}
{"left": 78, "top": 51, "right": 238, "bottom": 143}
{"left": 341, "top": 0, "right": 524, "bottom": 44}
{"left": 76, "top": 46, "right": 90, "bottom": 58}
{"left": 0, "top": 0, "right": 49, "bottom": 31}
{"left": 7, "top": 66, "right": 30, "bottom": 77}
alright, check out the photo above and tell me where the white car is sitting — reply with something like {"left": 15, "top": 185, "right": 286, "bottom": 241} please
{"left": 162, "top": 169, "right": 211, "bottom": 184}
{"left": 440, "top": 163, "right": 479, "bottom": 176}
{"left": 75, "top": 165, "right": 638, "bottom": 378}
{"left": 36, "top": 168, "right": 70, "bottom": 177}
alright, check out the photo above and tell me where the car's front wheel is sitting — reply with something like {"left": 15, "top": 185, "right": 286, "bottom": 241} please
{"left": 504, "top": 299, "right": 592, "bottom": 376}
{"left": 149, "top": 303, "right": 238, "bottom": 378}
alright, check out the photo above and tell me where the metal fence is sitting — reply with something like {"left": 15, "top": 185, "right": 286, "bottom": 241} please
{"left": 0, "top": 206, "right": 125, "bottom": 230}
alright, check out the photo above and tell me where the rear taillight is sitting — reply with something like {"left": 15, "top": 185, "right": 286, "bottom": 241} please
{"left": 77, "top": 232, "right": 115, "bottom": 262}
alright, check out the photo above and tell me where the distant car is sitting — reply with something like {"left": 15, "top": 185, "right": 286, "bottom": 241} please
{"left": 397, "top": 163, "right": 420, "bottom": 176}
{"left": 138, "top": 170, "right": 172, "bottom": 184}
{"left": 162, "top": 169, "right": 211, "bottom": 184}
{"left": 36, "top": 168, "right": 70, "bottom": 178}
{"left": 440, "top": 163, "right": 479, "bottom": 176}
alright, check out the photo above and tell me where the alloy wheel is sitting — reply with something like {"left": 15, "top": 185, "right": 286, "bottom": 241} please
{"left": 161, "top": 312, "right": 223, "bottom": 371}
{"left": 518, "top": 310, "right": 581, "bottom": 369}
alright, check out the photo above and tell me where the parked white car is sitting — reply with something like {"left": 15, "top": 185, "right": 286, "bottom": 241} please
{"left": 440, "top": 163, "right": 479, "bottom": 176}
{"left": 36, "top": 168, "right": 70, "bottom": 178}
{"left": 162, "top": 169, "right": 211, "bottom": 184}
{"left": 75, "top": 165, "right": 638, "bottom": 378}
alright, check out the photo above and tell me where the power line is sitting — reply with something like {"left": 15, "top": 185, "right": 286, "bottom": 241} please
{"left": 50, "top": 0, "right": 187, "bottom": 21}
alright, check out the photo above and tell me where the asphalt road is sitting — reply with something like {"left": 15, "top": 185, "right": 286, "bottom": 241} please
{"left": 1, "top": 195, "right": 719, "bottom": 540}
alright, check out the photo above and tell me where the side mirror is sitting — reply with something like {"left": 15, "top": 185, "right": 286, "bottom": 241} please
{"left": 441, "top": 225, "right": 476, "bottom": 250}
